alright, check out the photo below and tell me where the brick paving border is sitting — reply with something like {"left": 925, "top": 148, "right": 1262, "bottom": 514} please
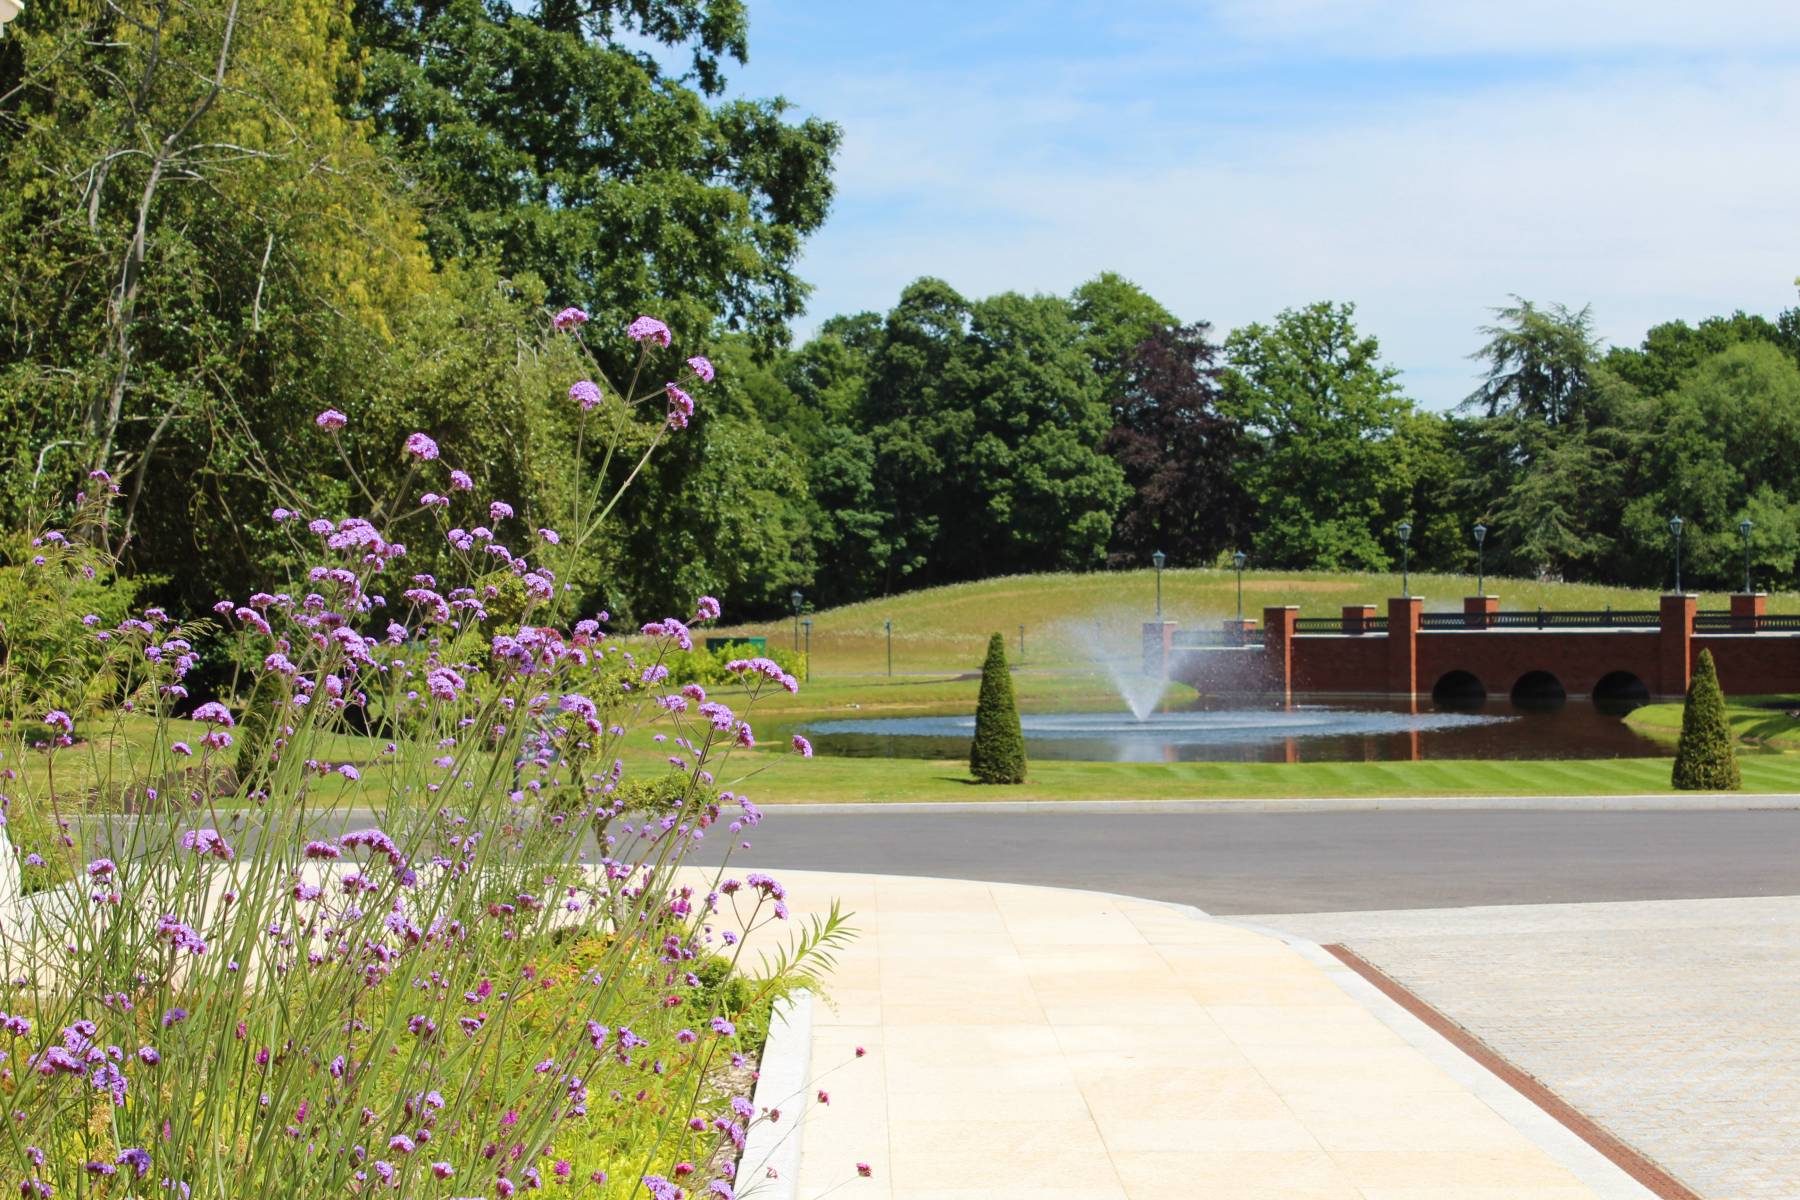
{"left": 1324, "top": 943, "right": 1700, "bottom": 1200}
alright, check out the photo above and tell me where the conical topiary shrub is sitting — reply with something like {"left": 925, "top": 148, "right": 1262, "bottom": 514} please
{"left": 970, "top": 632, "right": 1026, "bottom": 784}
{"left": 1672, "top": 649, "right": 1741, "bottom": 791}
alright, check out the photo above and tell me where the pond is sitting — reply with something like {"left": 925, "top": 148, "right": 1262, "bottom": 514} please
{"left": 794, "top": 697, "right": 1666, "bottom": 763}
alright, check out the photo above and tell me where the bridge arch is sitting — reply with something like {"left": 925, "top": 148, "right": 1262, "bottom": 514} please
{"left": 1592, "top": 670, "right": 1651, "bottom": 713}
{"left": 1510, "top": 670, "right": 1566, "bottom": 710}
{"left": 1430, "top": 669, "right": 1486, "bottom": 710}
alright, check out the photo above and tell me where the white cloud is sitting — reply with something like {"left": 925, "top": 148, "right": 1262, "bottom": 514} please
{"left": 785, "top": 52, "right": 1800, "bottom": 407}
{"left": 1201, "top": 0, "right": 1800, "bottom": 56}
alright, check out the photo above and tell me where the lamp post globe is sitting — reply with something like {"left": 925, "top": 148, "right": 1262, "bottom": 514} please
{"left": 1232, "top": 550, "right": 1247, "bottom": 622}
{"left": 1151, "top": 549, "right": 1166, "bottom": 621}
{"left": 0, "top": 0, "right": 22, "bottom": 32}
{"left": 1668, "top": 516, "right": 1684, "bottom": 594}
{"left": 789, "top": 589, "right": 803, "bottom": 653}
{"left": 1397, "top": 521, "right": 1413, "bottom": 598}
{"left": 1472, "top": 522, "right": 1487, "bottom": 595}
{"left": 1740, "top": 517, "right": 1755, "bottom": 594}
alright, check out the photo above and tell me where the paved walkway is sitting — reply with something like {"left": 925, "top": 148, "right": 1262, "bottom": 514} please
{"left": 1250, "top": 896, "right": 1800, "bottom": 1200}
{"left": 776, "top": 871, "right": 1652, "bottom": 1200}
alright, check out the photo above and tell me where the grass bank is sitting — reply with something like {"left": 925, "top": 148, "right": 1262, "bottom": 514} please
{"left": 711, "top": 568, "right": 1800, "bottom": 676}
{"left": 1625, "top": 697, "right": 1800, "bottom": 750}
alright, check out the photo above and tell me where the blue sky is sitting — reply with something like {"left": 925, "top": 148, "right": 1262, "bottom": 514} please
{"left": 719, "top": 1, "right": 1800, "bottom": 407}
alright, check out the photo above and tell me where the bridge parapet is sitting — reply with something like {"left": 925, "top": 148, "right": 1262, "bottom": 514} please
{"left": 1154, "top": 591, "right": 1797, "bottom": 699}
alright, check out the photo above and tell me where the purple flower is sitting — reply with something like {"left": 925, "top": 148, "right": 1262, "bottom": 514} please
{"left": 179, "top": 829, "right": 235, "bottom": 861}
{"left": 42, "top": 710, "right": 72, "bottom": 734}
{"left": 569, "top": 380, "right": 602, "bottom": 411}
{"left": 666, "top": 383, "right": 695, "bottom": 430}
{"left": 190, "top": 701, "right": 235, "bottom": 727}
{"left": 87, "top": 859, "right": 116, "bottom": 878}
{"left": 791, "top": 735, "right": 813, "bottom": 759}
{"left": 137, "top": 1046, "right": 160, "bottom": 1066}
{"left": 404, "top": 432, "right": 439, "bottom": 461}
{"left": 687, "top": 355, "right": 715, "bottom": 382}
{"left": 552, "top": 306, "right": 589, "bottom": 330}
{"left": 271, "top": 507, "right": 294, "bottom": 522}
{"left": 171, "top": 741, "right": 192, "bottom": 757}
{"left": 388, "top": 1134, "right": 415, "bottom": 1155}
{"left": 709, "top": 1016, "right": 735, "bottom": 1037}
{"left": 695, "top": 595, "right": 721, "bottom": 621}
{"left": 628, "top": 315, "right": 672, "bottom": 346}
{"left": 449, "top": 469, "right": 473, "bottom": 491}
{"left": 488, "top": 501, "right": 513, "bottom": 523}
{"left": 156, "top": 917, "right": 206, "bottom": 956}
{"left": 338, "top": 764, "right": 360, "bottom": 782}
{"left": 117, "top": 1148, "right": 151, "bottom": 1177}
{"left": 425, "top": 667, "right": 465, "bottom": 702}
{"left": 315, "top": 409, "right": 347, "bottom": 431}
{"left": 419, "top": 493, "right": 449, "bottom": 509}
{"left": 430, "top": 1162, "right": 454, "bottom": 1179}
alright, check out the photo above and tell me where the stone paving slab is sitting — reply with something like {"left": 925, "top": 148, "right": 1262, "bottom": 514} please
{"left": 770, "top": 870, "right": 1652, "bottom": 1200}
{"left": 1245, "top": 895, "right": 1800, "bottom": 1200}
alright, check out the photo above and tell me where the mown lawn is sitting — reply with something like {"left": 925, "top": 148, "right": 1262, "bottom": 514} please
{"left": 38, "top": 675, "right": 1800, "bottom": 812}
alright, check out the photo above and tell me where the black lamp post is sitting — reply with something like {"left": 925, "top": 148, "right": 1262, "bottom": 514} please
{"left": 1397, "top": 521, "right": 1413, "bottom": 598}
{"left": 1232, "top": 550, "right": 1247, "bottom": 621}
{"left": 801, "top": 618, "right": 812, "bottom": 679}
{"left": 1740, "top": 518, "right": 1755, "bottom": 594}
{"left": 789, "top": 588, "right": 803, "bottom": 653}
{"left": 1151, "top": 549, "right": 1166, "bottom": 621}
{"left": 884, "top": 619, "right": 893, "bottom": 677}
{"left": 1668, "top": 517, "right": 1684, "bottom": 594}
{"left": 1473, "top": 522, "right": 1487, "bottom": 595}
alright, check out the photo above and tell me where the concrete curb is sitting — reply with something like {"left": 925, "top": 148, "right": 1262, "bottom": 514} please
{"left": 738, "top": 990, "right": 814, "bottom": 1200}
{"left": 763, "top": 792, "right": 1800, "bottom": 814}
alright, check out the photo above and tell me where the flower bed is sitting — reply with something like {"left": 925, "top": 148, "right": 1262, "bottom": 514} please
{"left": 0, "top": 314, "right": 851, "bottom": 1198}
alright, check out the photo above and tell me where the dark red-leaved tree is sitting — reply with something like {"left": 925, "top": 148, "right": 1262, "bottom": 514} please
{"left": 1104, "top": 322, "right": 1249, "bottom": 566}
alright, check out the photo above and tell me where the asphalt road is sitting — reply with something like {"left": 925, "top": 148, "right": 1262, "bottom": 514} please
{"left": 699, "top": 808, "right": 1800, "bottom": 913}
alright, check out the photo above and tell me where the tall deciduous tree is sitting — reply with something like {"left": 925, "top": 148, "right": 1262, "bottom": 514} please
{"left": 352, "top": 0, "right": 840, "bottom": 353}
{"left": 1103, "top": 322, "right": 1246, "bottom": 567}
{"left": 1224, "top": 302, "right": 1416, "bottom": 571}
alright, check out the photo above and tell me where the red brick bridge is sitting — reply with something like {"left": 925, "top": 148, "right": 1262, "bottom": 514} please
{"left": 1147, "top": 593, "right": 1800, "bottom": 703}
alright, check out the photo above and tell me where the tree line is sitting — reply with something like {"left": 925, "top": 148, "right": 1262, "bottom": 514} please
{"left": 747, "top": 280, "right": 1800, "bottom": 609}
{"left": 5, "top": 2, "right": 1799, "bottom": 627}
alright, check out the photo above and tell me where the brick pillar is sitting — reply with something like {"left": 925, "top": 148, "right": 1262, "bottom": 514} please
{"left": 1658, "top": 594, "right": 1696, "bottom": 698}
{"left": 1387, "top": 596, "right": 1423, "bottom": 697}
{"left": 1464, "top": 595, "right": 1499, "bottom": 630}
{"left": 1142, "top": 621, "right": 1175, "bottom": 677}
{"left": 1730, "top": 592, "right": 1766, "bottom": 633}
{"left": 1341, "top": 604, "right": 1376, "bottom": 634}
{"left": 1262, "top": 606, "right": 1299, "bottom": 703}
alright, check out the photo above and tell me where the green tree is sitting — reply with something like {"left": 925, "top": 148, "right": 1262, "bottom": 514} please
{"left": 969, "top": 632, "right": 1025, "bottom": 784}
{"left": 1223, "top": 302, "right": 1417, "bottom": 570}
{"left": 1671, "top": 650, "right": 1740, "bottom": 791}
{"left": 352, "top": 0, "right": 840, "bottom": 354}
{"left": 1467, "top": 297, "right": 1599, "bottom": 426}
{"left": 1613, "top": 342, "right": 1800, "bottom": 589}
{"left": 1605, "top": 311, "right": 1799, "bottom": 397}
{"left": 1457, "top": 299, "right": 1625, "bottom": 581}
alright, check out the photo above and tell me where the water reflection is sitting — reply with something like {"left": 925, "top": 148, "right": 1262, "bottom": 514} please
{"left": 794, "top": 696, "right": 1663, "bottom": 764}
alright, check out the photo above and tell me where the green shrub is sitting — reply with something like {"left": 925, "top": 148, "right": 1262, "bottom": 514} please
{"left": 659, "top": 639, "right": 805, "bottom": 687}
{"left": 1672, "top": 649, "right": 1741, "bottom": 790}
{"left": 970, "top": 631, "right": 1026, "bottom": 784}
{"left": 0, "top": 513, "right": 143, "bottom": 721}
